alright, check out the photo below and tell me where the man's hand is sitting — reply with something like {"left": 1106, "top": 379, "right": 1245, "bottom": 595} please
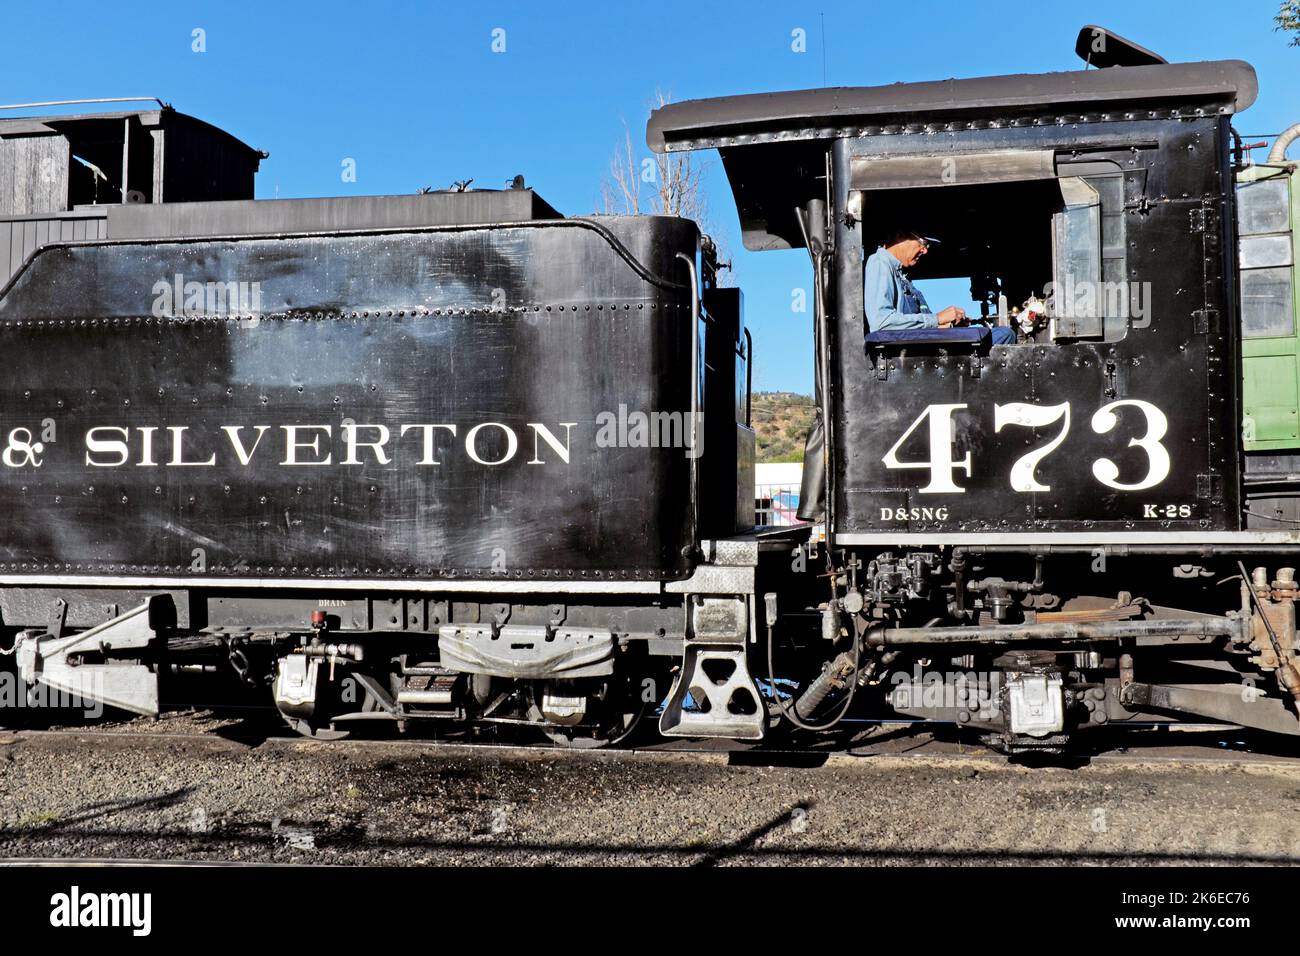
{"left": 936, "top": 306, "right": 967, "bottom": 328}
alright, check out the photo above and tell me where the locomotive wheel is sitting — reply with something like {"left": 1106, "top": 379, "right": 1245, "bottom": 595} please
{"left": 280, "top": 714, "right": 352, "bottom": 741}
{"left": 527, "top": 676, "right": 647, "bottom": 749}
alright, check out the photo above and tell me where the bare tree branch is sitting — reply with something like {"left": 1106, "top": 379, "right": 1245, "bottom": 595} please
{"left": 601, "top": 121, "right": 641, "bottom": 214}
{"left": 597, "top": 91, "right": 732, "bottom": 283}
{"left": 599, "top": 90, "right": 708, "bottom": 221}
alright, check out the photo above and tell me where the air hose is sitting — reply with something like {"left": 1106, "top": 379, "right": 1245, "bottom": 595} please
{"left": 766, "top": 607, "right": 866, "bottom": 732}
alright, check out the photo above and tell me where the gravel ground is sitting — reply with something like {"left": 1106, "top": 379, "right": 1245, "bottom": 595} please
{"left": 1, "top": 712, "right": 1299, "bottom": 865}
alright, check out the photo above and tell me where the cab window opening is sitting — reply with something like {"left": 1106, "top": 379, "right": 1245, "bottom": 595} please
{"left": 855, "top": 163, "right": 1131, "bottom": 347}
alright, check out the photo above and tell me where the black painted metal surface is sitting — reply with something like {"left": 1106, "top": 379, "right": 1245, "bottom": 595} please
{"left": 645, "top": 60, "right": 1256, "bottom": 154}
{"left": 652, "top": 64, "right": 1251, "bottom": 540}
{"left": 829, "top": 116, "right": 1241, "bottom": 535}
{"left": 0, "top": 216, "right": 702, "bottom": 581}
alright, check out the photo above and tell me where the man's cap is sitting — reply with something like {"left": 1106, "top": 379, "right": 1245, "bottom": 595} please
{"left": 886, "top": 227, "right": 942, "bottom": 246}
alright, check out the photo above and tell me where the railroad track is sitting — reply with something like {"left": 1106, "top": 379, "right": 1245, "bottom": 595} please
{"left": 0, "top": 857, "right": 297, "bottom": 867}
{"left": 4, "top": 713, "right": 1299, "bottom": 768}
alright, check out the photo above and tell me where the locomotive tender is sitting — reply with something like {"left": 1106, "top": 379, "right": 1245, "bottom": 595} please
{"left": 2, "top": 26, "right": 1300, "bottom": 752}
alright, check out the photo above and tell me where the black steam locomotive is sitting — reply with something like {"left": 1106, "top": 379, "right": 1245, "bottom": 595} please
{"left": 1, "top": 26, "right": 1298, "bottom": 752}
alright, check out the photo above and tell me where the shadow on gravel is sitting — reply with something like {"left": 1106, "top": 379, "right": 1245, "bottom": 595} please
{"left": 4, "top": 822, "right": 1299, "bottom": 865}
{"left": 0, "top": 786, "right": 194, "bottom": 836}
{"left": 727, "top": 752, "right": 829, "bottom": 768}
{"left": 918, "top": 723, "right": 1300, "bottom": 767}
{"left": 745, "top": 722, "right": 934, "bottom": 757}
{"left": 692, "top": 803, "right": 818, "bottom": 866}
{"left": 1092, "top": 726, "right": 1300, "bottom": 761}
{"left": 207, "top": 713, "right": 290, "bottom": 746}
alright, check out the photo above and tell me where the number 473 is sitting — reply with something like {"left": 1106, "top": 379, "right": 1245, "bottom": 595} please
{"left": 882, "top": 400, "right": 1171, "bottom": 494}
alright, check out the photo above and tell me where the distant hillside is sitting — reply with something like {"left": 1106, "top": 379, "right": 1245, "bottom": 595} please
{"left": 751, "top": 392, "right": 815, "bottom": 463}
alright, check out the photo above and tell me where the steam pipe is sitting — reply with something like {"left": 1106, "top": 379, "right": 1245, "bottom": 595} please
{"left": 676, "top": 251, "right": 701, "bottom": 557}
{"left": 1267, "top": 123, "right": 1300, "bottom": 164}
{"left": 867, "top": 616, "right": 1245, "bottom": 647}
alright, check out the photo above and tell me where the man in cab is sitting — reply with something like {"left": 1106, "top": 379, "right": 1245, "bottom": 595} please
{"left": 864, "top": 229, "right": 1015, "bottom": 344}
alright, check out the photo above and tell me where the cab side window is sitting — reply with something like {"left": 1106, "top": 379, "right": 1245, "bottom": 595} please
{"left": 1238, "top": 176, "right": 1295, "bottom": 339}
{"left": 1051, "top": 173, "right": 1128, "bottom": 341}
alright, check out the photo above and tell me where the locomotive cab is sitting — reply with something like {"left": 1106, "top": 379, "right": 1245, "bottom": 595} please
{"left": 650, "top": 33, "right": 1251, "bottom": 540}
{"left": 649, "top": 26, "right": 1300, "bottom": 752}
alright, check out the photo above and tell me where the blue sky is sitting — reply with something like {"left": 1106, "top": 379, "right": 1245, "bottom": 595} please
{"left": 2, "top": 1, "right": 1297, "bottom": 393}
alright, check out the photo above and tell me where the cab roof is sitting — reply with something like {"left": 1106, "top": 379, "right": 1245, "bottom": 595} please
{"left": 646, "top": 58, "right": 1257, "bottom": 155}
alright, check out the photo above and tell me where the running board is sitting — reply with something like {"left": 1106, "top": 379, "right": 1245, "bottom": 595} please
{"left": 15, "top": 596, "right": 170, "bottom": 717}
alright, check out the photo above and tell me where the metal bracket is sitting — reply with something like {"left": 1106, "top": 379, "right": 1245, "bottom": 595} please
{"left": 659, "top": 596, "right": 765, "bottom": 739}
{"left": 1120, "top": 680, "right": 1300, "bottom": 736}
{"left": 15, "top": 596, "right": 168, "bottom": 717}
{"left": 1007, "top": 673, "right": 1064, "bottom": 737}
{"left": 47, "top": 598, "right": 67, "bottom": 641}
{"left": 658, "top": 644, "right": 766, "bottom": 740}
{"left": 689, "top": 596, "right": 749, "bottom": 642}
{"left": 349, "top": 672, "right": 401, "bottom": 715}
{"left": 437, "top": 624, "right": 615, "bottom": 679}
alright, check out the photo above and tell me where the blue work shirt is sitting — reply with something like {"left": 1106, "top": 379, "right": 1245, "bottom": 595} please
{"left": 863, "top": 246, "right": 937, "bottom": 331}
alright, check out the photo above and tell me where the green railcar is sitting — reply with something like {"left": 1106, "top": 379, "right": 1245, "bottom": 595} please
{"left": 1239, "top": 136, "right": 1300, "bottom": 450}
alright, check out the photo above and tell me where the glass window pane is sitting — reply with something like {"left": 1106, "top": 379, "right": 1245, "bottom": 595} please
{"left": 1052, "top": 194, "right": 1103, "bottom": 338}
{"left": 1091, "top": 176, "right": 1125, "bottom": 251}
{"left": 1241, "top": 266, "right": 1295, "bottom": 338}
{"left": 1241, "top": 234, "right": 1294, "bottom": 270}
{"left": 1237, "top": 178, "right": 1290, "bottom": 236}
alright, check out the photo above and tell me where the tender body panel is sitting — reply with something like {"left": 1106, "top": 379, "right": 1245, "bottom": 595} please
{"left": 0, "top": 219, "right": 699, "bottom": 580}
